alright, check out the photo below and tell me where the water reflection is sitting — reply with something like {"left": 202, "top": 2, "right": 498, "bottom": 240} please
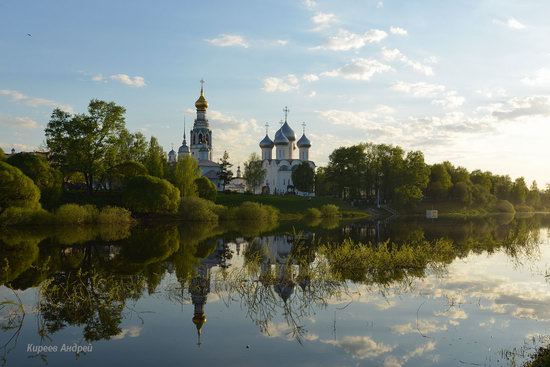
{"left": 1, "top": 214, "right": 550, "bottom": 366}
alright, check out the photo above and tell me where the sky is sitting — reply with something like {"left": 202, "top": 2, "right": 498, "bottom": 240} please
{"left": 1, "top": 0, "right": 549, "bottom": 186}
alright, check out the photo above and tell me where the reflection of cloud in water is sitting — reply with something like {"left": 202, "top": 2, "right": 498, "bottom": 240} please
{"left": 383, "top": 341, "right": 437, "bottom": 367}
{"left": 433, "top": 307, "right": 468, "bottom": 320}
{"left": 263, "top": 322, "right": 318, "bottom": 341}
{"left": 322, "top": 336, "right": 394, "bottom": 359}
{"left": 112, "top": 326, "right": 142, "bottom": 340}
{"left": 392, "top": 320, "right": 448, "bottom": 335}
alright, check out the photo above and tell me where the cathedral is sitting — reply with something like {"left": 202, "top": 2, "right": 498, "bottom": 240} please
{"left": 167, "top": 82, "right": 314, "bottom": 195}
{"left": 258, "top": 107, "right": 315, "bottom": 195}
{"left": 168, "top": 80, "right": 221, "bottom": 189}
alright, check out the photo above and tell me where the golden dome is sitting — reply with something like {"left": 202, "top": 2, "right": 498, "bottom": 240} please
{"left": 192, "top": 313, "right": 207, "bottom": 332}
{"left": 195, "top": 85, "right": 209, "bottom": 110}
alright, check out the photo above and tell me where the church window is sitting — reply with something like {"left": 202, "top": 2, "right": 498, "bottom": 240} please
{"left": 199, "top": 133, "right": 203, "bottom": 144}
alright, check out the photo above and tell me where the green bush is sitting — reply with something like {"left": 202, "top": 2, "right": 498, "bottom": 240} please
{"left": 6, "top": 153, "right": 62, "bottom": 208}
{"left": 0, "top": 161, "right": 41, "bottom": 212}
{"left": 320, "top": 204, "right": 340, "bottom": 218}
{"left": 97, "top": 206, "right": 134, "bottom": 224}
{"left": 233, "top": 201, "right": 279, "bottom": 222}
{"left": 55, "top": 204, "right": 99, "bottom": 224}
{"left": 515, "top": 204, "right": 534, "bottom": 213}
{"left": 179, "top": 196, "right": 220, "bottom": 222}
{"left": 195, "top": 176, "right": 217, "bottom": 201}
{"left": 123, "top": 175, "right": 180, "bottom": 214}
{"left": 304, "top": 207, "right": 322, "bottom": 218}
{"left": 0, "top": 207, "right": 53, "bottom": 226}
{"left": 494, "top": 200, "right": 516, "bottom": 214}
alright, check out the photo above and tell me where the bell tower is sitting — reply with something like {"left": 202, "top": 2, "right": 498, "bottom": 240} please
{"left": 190, "top": 79, "right": 213, "bottom": 161}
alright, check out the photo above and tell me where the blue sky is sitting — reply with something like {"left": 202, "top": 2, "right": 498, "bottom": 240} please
{"left": 1, "top": 0, "right": 550, "bottom": 186}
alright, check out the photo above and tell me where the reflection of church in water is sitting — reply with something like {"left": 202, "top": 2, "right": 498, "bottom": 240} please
{"left": 187, "top": 233, "right": 314, "bottom": 345}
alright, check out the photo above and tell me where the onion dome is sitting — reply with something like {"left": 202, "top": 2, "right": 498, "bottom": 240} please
{"left": 192, "top": 313, "right": 207, "bottom": 331}
{"left": 297, "top": 133, "right": 311, "bottom": 148}
{"left": 168, "top": 149, "right": 176, "bottom": 157}
{"left": 195, "top": 85, "right": 209, "bottom": 110}
{"left": 178, "top": 144, "right": 189, "bottom": 154}
{"left": 281, "top": 121, "right": 296, "bottom": 141}
{"left": 259, "top": 134, "right": 274, "bottom": 148}
{"left": 274, "top": 128, "right": 289, "bottom": 145}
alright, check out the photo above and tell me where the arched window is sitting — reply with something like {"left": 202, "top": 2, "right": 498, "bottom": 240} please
{"left": 199, "top": 133, "right": 203, "bottom": 144}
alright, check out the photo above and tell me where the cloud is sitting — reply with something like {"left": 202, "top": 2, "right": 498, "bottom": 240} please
{"left": 390, "top": 81, "right": 445, "bottom": 97}
{"left": 321, "top": 58, "right": 392, "bottom": 80}
{"left": 303, "top": 74, "right": 319, "bottom": 82}
{"left": 390, "top": 26, "right": 408, "bottom": 36}
{"left": 0, "top": 115, "right": 39, "bottom": 129}
{"left": 263, "top": 74, "right": 300, "bottom": 92}
{"left": 303, "top": 0, "right": 316, "bottom": 9}
{"left": 112, "top": 326, "right": 142, "bottom": 340}
{"left": 382, "top": 47, "right": 433, "bottom": 76}
{"left": 263, "top": 322, "right": 319, "bottom": 341}
{"left": 0, "top": 89, "right": 73, "bottom": 112}
{"left": 433, "top": 91, "right": 466, "bottom": 109}
{"left": 392, "top": 320, "right": 448, "bottom": 335}
{"left": 206, "top": 34, "right": 249, "bottom": 48}
{"left": 492, "top": 95, "right": 550, "bottom": 120}
{"left": 92, "top": 74, "right": 106, "bottom": 82}
{"left": 493, "top": 16, "right": 526, "bottom": 30}
{"left": 522, "top": 68, "right": 550, "bottom": 86}
{"left": 476, "top": 88, "right": 507, "bottom": 99}
{"left": 109, "top": 74, "right": 146, "bottom": 87}
{"left": 314, "top": 29, "right": 387, "bottom": 51}
{"left": 322, "top": 336, "right": 394, "bottom": 359}
{"left": 376, "top": 1, "right": 384, "bottom": 8}
{"left": 274, "top": 39, "right": 288, "bottom": 46}
{"left": 311, "top": 12, "right": 337, "bottom": 31}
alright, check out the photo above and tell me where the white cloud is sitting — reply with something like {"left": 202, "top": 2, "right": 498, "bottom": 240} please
{"left": 92, "top": 74, "right": 106, "bottom": 82}
{"left": 492, "top": 95, "right": 550, "bottom": 120}
{"left": 109, "top": 74, "right": 147, "bottom": 87}
{"left": 308, "top": 91, "right": 317, "bottom": 97}
{"left": 391, "top": 81, "right": 446, "bottom": 98}
{"left": 433, "top": 91, "right": 466, "bottom": 109}
{"left": 0, "top": 89, "right": 73, "bottom": 112}
{"left": 493, "top": 17, "right": 526, "bottom": 30}
{"left": 314, "top": 29, "right": 387, "bottom": 51}
{"left": 382, "top": 47, "right": 433, "bottom": 76}
{"left": 390, "top": 26, "right": 408, "bottom": 36}
{"left": 321, "top": 58, "right": 392, "bottom": 80}
{"left": 392, "top": 320, "right": 448, "bottom": 335}
{"left": 322, "top": 336, "right": 394, "bottom": 359}
{"left": 262, "top": 74, "right": 300, "bottom": 92}
{"left": 311, "top": 12, "right": 337, "bottom": 31}
{"left": 274, "top": 39, "right": 288, "bottom": 46}
{"left": 303, "top": 0, "right": 316, "bottom": 9}
{"left": 476, "top": 88, "right": 507, "bottom": 99}
{"left": 112, "top": 326, "right": 142, "bottom": 340}
{"left": 522, "top": 68, "right": 550, "bottom": 86}
{"left": 0, "top": 115, "right": 39, "bottom": 129}
{"left": 206, "top": 34, "right": 249, "bottom": 48}
{"left": 303, "top": 74, "right": 319, "bottom": 82}
{"left": 376, "top": 1, "right": 384, "bottom": 8}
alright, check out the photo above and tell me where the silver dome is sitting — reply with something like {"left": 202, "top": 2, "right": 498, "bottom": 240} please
{"left": 259, "top": 134, "right": 274, "bottom": 148}
{"left": 297, "top": 133, "right": 311, "bottom": 148}
{"left": 274, "top": 128, "right": 289, "bottom": 145}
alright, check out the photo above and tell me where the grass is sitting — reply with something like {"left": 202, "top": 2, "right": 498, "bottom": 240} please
{"left": 216, "top": 193, "right": 367, "bottom": 219}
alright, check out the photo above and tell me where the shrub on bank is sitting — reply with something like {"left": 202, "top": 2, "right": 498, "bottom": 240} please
{"left": 0, "top": 161, "right": 41, "bottom": 212}
{"left": 97, "top": 206, "right": 134, "bottom": 224}
{"left": 304, "top": 207, "right": 322, "bottom": 218}
{"left": 55, "top": 204, "right": 99, "bottom": 224}
{"left": 320, "top": 204, "right": 340, "bottom": 218}
{"left": 494, "top": 200, "right": 515, "bottom": 214}
{"left": 232, "top": 201, "right": 279, "bottom": 222}
{"left": 123, "top": 175, "right": 180, "bottom": 214}
{"left": 195, "top": 176, "right": 217, "bottom": 202}
{"left": 179, "top": 197, "right": 220, "bottom": 222}
{"left": 0, "top": 207, "right": 53, "bottom": 226}
{"left": 515, "top": 204, "right": 535, "bottom": 213}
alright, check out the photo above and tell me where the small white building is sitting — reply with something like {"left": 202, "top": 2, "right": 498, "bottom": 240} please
{"left": 258, "top": 108, "right": 315, "bottom": 195}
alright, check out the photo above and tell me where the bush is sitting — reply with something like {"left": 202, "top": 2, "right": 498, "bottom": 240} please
{"left": 123, "top": 175, "right": 180, "bottom": 214}
{"left": 0, "top": 207, "right": 53, "bottom": 226}
{"left": 233, "top": 201, "right": 279, "bottom": 222}
{"left": 515, "top": 204, "right": 534, "bottom": 213}
{"left": 304, "top": 207, "right": 322, "bottom": 218}
{"left": 0, "top": 161, "right": 41, "bottom": 212}
{"left": 97, "top": 206, "right": 134, "bottom": 224}
{"left": 179, "top": 197, "right": 220, "bottom": 222}
{"left": 55, "top": 204, "right": 99, "bottom": 224}
{"left": 6, "top": 153, "right": 62, "bottom": 207}
{"left": 494, "top": 200, "right": 515, "bottom": 214}
{"left": 320, "top": 204, "right": 340, "bottom": 218}
{"left": 195, "top": 176, "right": 217, "bottom": 201}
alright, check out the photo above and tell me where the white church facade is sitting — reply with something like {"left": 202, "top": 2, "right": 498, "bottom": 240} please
{"left": 258, "top": 108, "right": 315, "bottom": 196}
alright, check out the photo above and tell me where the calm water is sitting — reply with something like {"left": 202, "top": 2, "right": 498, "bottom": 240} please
{"left": 1, "top": 214, "right": 550, "bottom": 366}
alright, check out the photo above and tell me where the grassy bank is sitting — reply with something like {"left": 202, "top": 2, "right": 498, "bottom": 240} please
{"left": 216, "top": 193, "right": 368, "bottom": 219}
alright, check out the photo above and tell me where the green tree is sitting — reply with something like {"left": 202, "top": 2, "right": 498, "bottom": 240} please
{"left": 292, "top": 162, "right": 315, "bottom": 193}
{"left": 491, "top": 175, "right": 513, "bottom": 200}
{"left": 526, "top": 180, "right": 541, "bottom": 208}
{"left": 144, "top": 136, "right": 165, "bottom": 178}
{"left": 243, "top": 153, "right": 266, "bottom": 193}
{"left": 0, "top": 147, "right": 5, "bottom": 160}
{"left": 173, "top": 155, "right": 200, "bottom": 197}
{"left": 326, "top": 144, "right": 368, "bottom": 199}
{"left": 396, "top": 150, "right": 430, "bottom": 206}
{"left": 427, "top": 164, "right": 452, "bottom": 201}
{"left": 217, "top": 150, "right": 233, "bottom": 191}
{"left": 511, "top": 177, "right": 528, "bottom": 204}
{"left": 123, "top": 175, "right": 180, "bottom": 214}
{"left": 195, "top": 176, "right": 217, "bottom": 201}
{"left": 452, "top": 181, "right": 472, "bottom": 205}
{"left": 45, "top": 100, "right": 126, "bottom": 192}
{"left": 7, "top": 153, "right": 63, "bottom": 207}
{"left": 0, "top": 161, "right": 41, "bottom": 212}
{"left": 314, "top": 167, "right": 332, "bottom": 196}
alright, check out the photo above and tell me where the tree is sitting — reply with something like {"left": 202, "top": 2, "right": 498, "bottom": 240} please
{"left": 511, "top": 177, "right": 528, "bottom": 204}
{"left": 173, "top": 155, "right": 200, "bottom": 197}
{"left": 326, "top": 144, "right": 368, "bottom": 199}
{"left": 0, "top": 147, "right": 4, "bottom": 160}
{"left": 102, "top": 130, "right": 148, "bottom": 188}
{"left": 526, "top": 180, "right": 541, "bottom": 208}
{"left": 314, "top": 167, "right": 332, "bottom": 196}
{"left": 452, "top": 181, "right": 472, "bottom": 205}
{"left": 144, "top": 136, "right": 165, "bottom": 178}
{"left": 122, "top": 175, "right": 180, "bottom": 214}
{"left": 427, "top": 164, "right": 452, "bottom": 201}
{"left": 217, "top": 151, "right": 233, "bottom": 191}
{"left": 7, "top": 153, "right": 63, "bottom": 207}
{"left": 195, "top": 176, "right": 217, "bottom": 201}
{"left": 0, "top": 161, "right": 41, "bottom": 213}
{"left": 291, "top": 162, "right": 314, "bottom": 193}
{"left": 45, "top": 100, "right": 126, "bottom": 192}
{"left": 243, "top": 153, "right": 266, "bottom": 193}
